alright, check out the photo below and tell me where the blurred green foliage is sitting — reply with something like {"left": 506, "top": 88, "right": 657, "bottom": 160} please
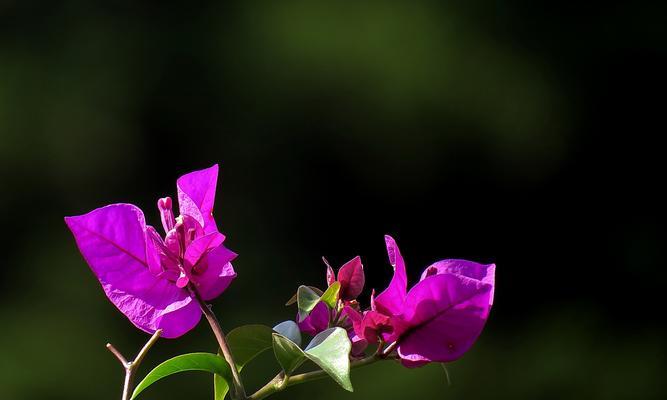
{"left": 1, "top": 1, "right": 665, "bottom": 399}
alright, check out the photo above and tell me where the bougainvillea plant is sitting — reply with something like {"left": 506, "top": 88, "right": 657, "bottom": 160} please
{"left": 65, "top": 165, "right": 495, "bottom": 400}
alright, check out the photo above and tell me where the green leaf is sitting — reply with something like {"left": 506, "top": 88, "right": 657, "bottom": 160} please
{"left": 272, "top": 333, "right": 307, "bottom": 375}
{"left": 320, "top": 281, "right": 341, "bottom": 308}
{"left": 132, "top": 353, "right": 229, "bottom": 399}
{"left": 297, "top": 285, "right": 322, "bottom": 322}
{"left": 214, "top": 324, "right": 273, "bottom": 400}
{"left": 213, "top": 372, "right": 228, "bottom": 400}
{"left": 286, "top": 286, "right": 324, "bottom": 306}
{"left": 273, "top": 320, "right": 302, "bottom": 346}
{"left": 304, "top": 328, "right": 353, "bottom": 392}
{"left": 270, "top": 327, "right": 354, "bottom": 391}
{"left": 227, "top": 324, "right": 273, "bottom": 367}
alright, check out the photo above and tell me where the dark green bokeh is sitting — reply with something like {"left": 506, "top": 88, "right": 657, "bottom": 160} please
{"left": 1, "top": 1, "right": 666, "bottom": 399}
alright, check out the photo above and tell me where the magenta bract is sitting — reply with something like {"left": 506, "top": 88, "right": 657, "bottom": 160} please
{"left": 65, "top": 165, "right": 236, "bottom": 338}
{"left": 322, "top": 256, "right": 365, "bottom": 301}
{"left": 297, "top": 301, "right": 330, "bottom": 336}
{"left": 336, "top": 256, "right": 365, "bottom": 301}
{"left": 354, "top": 235, "right": 495, "bottom": 367}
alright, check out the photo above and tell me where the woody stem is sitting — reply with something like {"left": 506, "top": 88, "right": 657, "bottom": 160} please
{"left": 106, "top": 329, "right": 162, "bottom": 400}
{"left": 191, "top": 287, "right": 247, "bottom": 400}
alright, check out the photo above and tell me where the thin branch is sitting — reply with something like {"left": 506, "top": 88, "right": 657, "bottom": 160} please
{"left": 106, "top": 343, "right": 129, "bottom": 367}
{"left": 106, "top": 329, "right": 162, "bottom": 400}
{"left": 248, "top": 354, "right": 381, "bottom": 400}
{"left": 133, "top": 329, "right": 163, "bottom": 368}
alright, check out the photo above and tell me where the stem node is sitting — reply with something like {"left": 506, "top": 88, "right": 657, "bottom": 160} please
{"left": 106, "top": 329, "right": 162, "bottom": 400}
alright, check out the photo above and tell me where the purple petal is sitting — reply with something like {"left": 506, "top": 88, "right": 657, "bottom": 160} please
{"left": 345, "top": 306, "right": 398, "bottom": 344}
{"left": 374, "top": 235, "right": 408, "bottom": 315}
{"left": 177, "top": 164, "right": 219, "bottom": 234}
{"left": 349, "top": 331, "right": 368, "bottom": 357}
{"left": 145, "top": 226, "right": 167, "bottom": 276}
{"left": 193, "top": 245, "right": 237, "bottom": 301}
{"left": 421, "top": 259, "right": 496, "bottom": 305}
{"left": 65, "top": 204, "right": 201, "bottom": 338}
{"left": 297, "top": 301, "right": 330, "bottom": 336}
{"left": 184, "top": 231, "right": 225, "bottom": 270}
{"left": 397, "top": 273, "right": 493, "bottom": 366}
{"left": 337, "top": 256, "right": 365, "bottom": 300}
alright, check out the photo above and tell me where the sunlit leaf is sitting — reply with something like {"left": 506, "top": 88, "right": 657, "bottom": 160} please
{"left": 304, "top": 328, "right": 353, "bottom": 392}
{"left": 132, "top": 353, "right": 228, "bottom": 399}
{"left": 286, "top": 286, "right": 324, "bottom": 306}
{"left": 320, "top": 281, "right": 341, "bottom": 308}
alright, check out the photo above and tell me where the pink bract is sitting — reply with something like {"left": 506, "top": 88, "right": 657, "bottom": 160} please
{"left": 355, "top": 235, "right": 495, "bottom": 367}
{"left": 323, "top": 256, "right": 365, "bottom": 302}
{"left": 65, "top": 165, "right": 236, "bottom": 338}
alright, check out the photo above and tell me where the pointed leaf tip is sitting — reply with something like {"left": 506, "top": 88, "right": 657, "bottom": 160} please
{"left": 320, "top": 281, "right": 341, "bottom": 308}
{"left": 304, "top": 328, "right": 353, "bottom": 392}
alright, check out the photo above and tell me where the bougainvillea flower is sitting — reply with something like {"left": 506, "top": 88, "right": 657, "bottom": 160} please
{"left": 65, "top": 165, "right": 236, "bottom": 338}
{"left": 355, "top": 235, "right": 494, "bottom": 367}
{"left": 324, "top": 256, "right": 365, "bottom": 301}
{"left": 297, "top": 255, "right": 365, "bottom": 336}
{"left": 297, "top": 301, "right": 330, "bottom": 336}
{"left": 345, "top": 306, "right": 395, "bottom": 345}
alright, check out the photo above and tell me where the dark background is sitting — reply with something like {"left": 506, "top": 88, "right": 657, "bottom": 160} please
{"left": 1, "top": 1, "right": 665, "bottom": 399}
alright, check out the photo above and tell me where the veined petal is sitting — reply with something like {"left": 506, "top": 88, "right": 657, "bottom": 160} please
{"left": 374, "top": 235, "right": 408, "bottom": 315}
{"left": 177, "top": 164, "right": 219, "bottom": 234}
{"left": 337, "top": 256, "right": 365, "bottom": 301}
{"left": 192, "top": 245, "right": 237, "bottom": 301}
{"left": 421, "top": 259, "right": 496, "bottom": 306}
{"left": 66, "top": 204, "right": 148, "bottom": 266}
{"left": 104, "top": 280, "right": 202, "bottom": 338}
{"left": 65, "top": 204, "right": 201, "bottom": 337}
{"left": 397, "top": 274, "right": 493, "bottom": 366}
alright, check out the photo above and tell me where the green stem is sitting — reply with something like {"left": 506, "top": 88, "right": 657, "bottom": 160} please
{"left": 248, "top": 355, "right": 381, "bottom": 400}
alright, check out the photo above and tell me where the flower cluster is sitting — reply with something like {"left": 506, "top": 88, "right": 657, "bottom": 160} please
{"left": 65, "top": 165, "right": 496, "bottom": 400}
{"left": 65, "top": 165, "right": 236, "bottom": 338}
{"left": 292, "top": 235, "right": 495, "bottom": 367}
